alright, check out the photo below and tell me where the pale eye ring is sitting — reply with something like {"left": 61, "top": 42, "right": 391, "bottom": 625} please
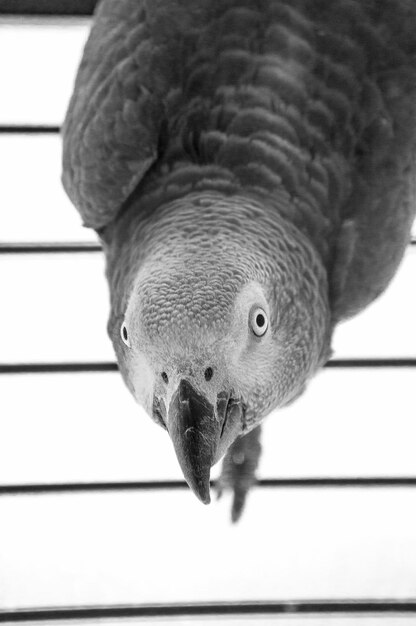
{"left": 250, "top": 307, "right": 268, "bottom": 337}
{"left": 120, "top": 322, "right": 130, "bottom": 347}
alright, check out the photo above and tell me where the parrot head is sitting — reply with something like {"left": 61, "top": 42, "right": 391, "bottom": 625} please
{"left": 107, "top": 195, "right": 331, "bottom": 504}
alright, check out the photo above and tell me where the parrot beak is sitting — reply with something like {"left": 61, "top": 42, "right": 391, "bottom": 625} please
{"left": 168, "top": 379, "right": 243, "bottom": 504}
{"left": 168, "top": 379, "right": 218, "bottom": 504}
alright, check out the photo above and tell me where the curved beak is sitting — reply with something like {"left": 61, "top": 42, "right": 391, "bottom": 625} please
{"left": 168, "top": 379, "right": 244, "bottom": 504}
{"left": 168, "top": 379, "right": 219, "bottom": 504}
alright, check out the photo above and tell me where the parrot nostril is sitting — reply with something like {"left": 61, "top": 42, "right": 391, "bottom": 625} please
{"left": 204, "top": 367, "right": 213, "bottom": 381}
{"left": 161, "top": 372, "right": 169, "bottom": 384}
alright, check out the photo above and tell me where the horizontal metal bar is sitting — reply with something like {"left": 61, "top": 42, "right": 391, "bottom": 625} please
{"left": 0, "top": 242, "right": 101, "bottom": 254}
{"left": 0, "top": 481, "right": 187, "bottom": 496}
{"left": 325, "top": 358, "right": 416, "bottom": 368}
{"left": 0, "top": 125, "right": 60, "bottom": 134}
{"left": 1, "top": 600, "right": 416, "bottom": 622}
{"left": 2, "top": 477, "right": 416, "bottom": 497}
{"left": 0, "top": 0, "right": 97, "bottom": 15}
{"left": 0, "top": 362, "right": 123, "bottom": 374}
{"left": 1, "top": 358, "right": 415, "bottom": 375}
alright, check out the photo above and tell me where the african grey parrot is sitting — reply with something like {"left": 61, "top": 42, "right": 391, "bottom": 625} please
{"left": 62, "top": 0, "right": 416, "bottom": 520}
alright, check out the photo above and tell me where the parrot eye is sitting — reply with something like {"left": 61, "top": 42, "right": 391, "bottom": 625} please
{"left": 120, "top": 322, "right": 130, "bottom": 347}
{"left": 250, "top": 307, "right": 268, "bottom": 337}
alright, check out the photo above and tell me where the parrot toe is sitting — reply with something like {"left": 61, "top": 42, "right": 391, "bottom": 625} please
{"left": 216, "top": 426, "right": 262, "bottom": 522}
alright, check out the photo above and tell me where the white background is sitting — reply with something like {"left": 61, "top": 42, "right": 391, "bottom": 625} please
{"left": 0, "top": 17, "right": 415, "bottom": 623}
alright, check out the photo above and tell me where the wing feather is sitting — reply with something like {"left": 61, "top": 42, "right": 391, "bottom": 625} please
{"left": 62, "top": 0, "right": 163, "bottom": 229}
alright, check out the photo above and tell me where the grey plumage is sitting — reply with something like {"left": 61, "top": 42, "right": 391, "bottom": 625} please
{"left": 62, "top": 0, "right": 416, "bottom": 519}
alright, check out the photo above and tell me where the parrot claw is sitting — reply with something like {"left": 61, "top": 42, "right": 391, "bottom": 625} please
{"left": 230, "top": 486, "right": 249, "bottom": 524}
{"left": 215, "top": 426, "right": 262, "bottom": 523}
{"left": 216, "top": 484, "right": 224, "bottom": 501}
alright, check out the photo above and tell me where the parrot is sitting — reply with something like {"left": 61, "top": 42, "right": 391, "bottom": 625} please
{"left": 62, "top": 0, "right": 416, "bottom": 520}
